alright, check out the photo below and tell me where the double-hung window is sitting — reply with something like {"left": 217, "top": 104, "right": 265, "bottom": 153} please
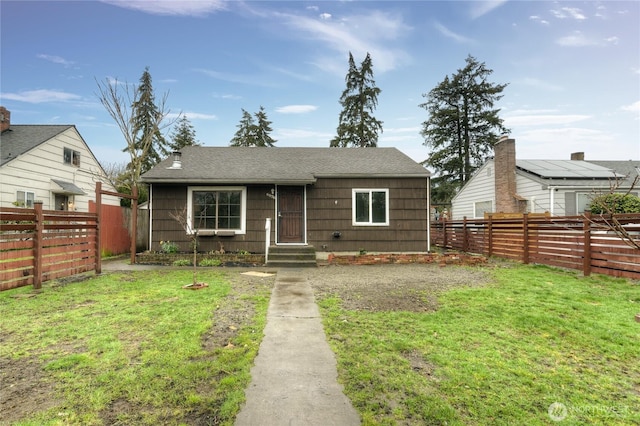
{"left": 352, "top": 188, "right": 389, "bottom": 226}
{"left": 187, "top": 187, "right": 246, "bottom": 234}
{"left": 16, "top": 190, "right": 35, "bottom": 208}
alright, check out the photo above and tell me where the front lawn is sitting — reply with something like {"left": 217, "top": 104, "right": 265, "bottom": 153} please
{"left": 0, "top": 270, "right": 274, "bottom": 425}
{"left": 317, "top": 264, "right": 640, "bottom": 425}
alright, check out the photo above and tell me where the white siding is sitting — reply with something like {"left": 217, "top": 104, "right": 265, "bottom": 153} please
{"left": 0, "top": 127, "right": 119, "bottom": 210}
{"left": 515, "top": 174, "right": 550, "bottom": 214}
{"left": 451, "top": 160, "right": 496, "bottom": 219}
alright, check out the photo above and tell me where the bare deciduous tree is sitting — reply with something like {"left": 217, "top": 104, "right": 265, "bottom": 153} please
{"left": 95, "top": 77, "right": 176, "bottom": 195}
{"left": 584, "top": 173, "right": 640, "bottom": 250}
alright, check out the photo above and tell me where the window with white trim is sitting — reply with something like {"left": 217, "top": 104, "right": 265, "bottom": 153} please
{"left": 16, "top": 190, "right": 35, "bottom": 208}
{"left": 187, "top": 187, "right": 246, "bottom": 234}
{"left": 474, "top": 200, "right": 493, "bottom": 218}
{"left": 352, "top": 189, "right": 389, "bottom": 226}
{"left": 63, "top": 147, "right": 80, "bottom": 167}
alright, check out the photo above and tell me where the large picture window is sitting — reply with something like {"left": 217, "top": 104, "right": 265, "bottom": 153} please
{"left": 187, "top": 187, "right": 246, "bottom": 234}
{"left": 352, "top": 189, "right": 389, "bottom": 226}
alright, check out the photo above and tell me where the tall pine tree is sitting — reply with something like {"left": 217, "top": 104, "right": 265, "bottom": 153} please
{"left": 420, "top": 55, "right": 508, "bottom": 204}
{"left": 169, "top": 115, "right": 200, "bottom": 150}
{"left": 130, "top": 66, "right": 169, "bottom": 173}
{"left": 229, "top": 107, "right": 276, "bottom": 147}
{"left": 331, "top": 52, "right": 383, "bottom": 147}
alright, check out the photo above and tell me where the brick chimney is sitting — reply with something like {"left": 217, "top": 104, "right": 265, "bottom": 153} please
{"left": 570, "top": 152, "right": 584, "bottom": 161}
{"left": 494, "top": 136, "right": 521, "bottom": 213}
{"left": 0, "top": 106, "right": 10, "bottom": 133}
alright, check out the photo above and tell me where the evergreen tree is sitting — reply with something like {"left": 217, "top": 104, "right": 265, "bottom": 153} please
{"left": 229, "top": 107, "right": 277, "bottom": 147}
{"left": 130, "top": 66, "right": 169, "bottom": 173}
{"left": 331, "top": 52, "right": 383, "bottom": 147}
{"left": 169, "top": 115, "right": 200, "bottom": 151}
{"left": 420, "top": 55, "right": 508, "bottom": 201}
{"left": 230, "top": 109, "right": 256, "bottom": 147}
{"left": 254, "top": 106, "right": 277, "bottom": 147}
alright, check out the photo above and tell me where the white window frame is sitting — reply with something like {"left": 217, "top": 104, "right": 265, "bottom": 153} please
{"left": 16, "top": 190, "right": 35, "bottom": 208}
{"left": 186, "top": 186, "right": 247, "bottom": 235}
{"left": 474, "top": 200, "right": 493, "bottom": 218}
{"left": 352, "top": 188, "right": 389, "bottom": 226}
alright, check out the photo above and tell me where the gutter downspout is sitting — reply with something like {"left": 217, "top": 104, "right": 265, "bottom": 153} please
{"left": 148, "top": 184, "right": 153, "bottom": 251}
{"left": 548, "top": 186, "right": 556, "bottom": 216}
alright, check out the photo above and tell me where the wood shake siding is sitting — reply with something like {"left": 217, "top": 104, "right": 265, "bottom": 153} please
{"left": 150, "top": 184, "right": 275, "bottom": 254}
{"left": 150, "top": 177, "right": 429, "bottom": 254}
{"left": 306, "top": 177, "right": 429, "bottom": 253}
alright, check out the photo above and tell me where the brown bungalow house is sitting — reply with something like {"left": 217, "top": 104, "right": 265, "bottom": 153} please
{"left": 140, "top": 146, "right": 431, "bottom": 264}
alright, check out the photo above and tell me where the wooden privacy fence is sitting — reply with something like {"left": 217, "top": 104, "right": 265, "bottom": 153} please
{"left": 431, "top": 213, "right": 640, "bottom": 280}
{"left": 0, "top": 183, "right": 138, "bottom": 291}
{"left": 0, "top": 202, "right": 98, "bottom": 291}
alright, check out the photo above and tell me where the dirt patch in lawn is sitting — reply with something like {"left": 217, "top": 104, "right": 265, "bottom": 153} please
{"left": 308, "top": 262, "right": 493, "bottom": 312}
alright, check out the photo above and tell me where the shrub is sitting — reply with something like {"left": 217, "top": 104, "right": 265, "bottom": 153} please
{"left": 589, "top": 193, "right": 640, "bottom": 214}
{"left": 199, "top": 258, "right": 222, "bottom": 267}
{"left": 160, "top": 240, "right": 179, "bottom": 254}
{"left": 172, "top": 259, "right": 191, "bottom": 267}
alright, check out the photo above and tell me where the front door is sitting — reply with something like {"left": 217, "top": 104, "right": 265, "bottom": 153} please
{"left": 277, "top": 186, "right": 305, "bottom": 243}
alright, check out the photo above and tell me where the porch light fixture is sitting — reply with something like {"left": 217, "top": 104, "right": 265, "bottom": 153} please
{"left": 332, "top": 231, "right": 341, "bottom": 239}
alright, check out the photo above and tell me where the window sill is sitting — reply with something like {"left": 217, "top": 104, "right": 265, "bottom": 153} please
{"left": 194, "top": 230, "right": 238, "bottom": 237}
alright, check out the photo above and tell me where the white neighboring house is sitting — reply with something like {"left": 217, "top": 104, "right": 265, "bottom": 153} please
{"left": 0, "top": 107, "right": 120, "bottom": 210}
{"left": 451, "top": 137, "right": 640, "bottom": 219}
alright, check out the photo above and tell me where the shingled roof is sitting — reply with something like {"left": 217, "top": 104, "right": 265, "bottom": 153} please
{"left": 0, "top": 125, "right": 74, "bottom": 167}
{"left": 141, "top": 146, "right": 430, "bottom": 185}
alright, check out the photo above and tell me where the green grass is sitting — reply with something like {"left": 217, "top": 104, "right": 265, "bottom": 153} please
{"left": 318, "top": 264, "right": 640, "bottom": 425}
{"left": 0, "top": 270, "right": 271, "bottom": 425}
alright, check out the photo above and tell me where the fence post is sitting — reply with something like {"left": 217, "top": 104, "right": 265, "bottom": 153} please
{"left": 33, "top": 201, "right": 44, "bottom": 289}
{"left": 523, "top": 213, "right": 530, "bottom": 264}
{"left": 131, "top": 185, "right": 138, "bottom": 265}
{"left": 583, "top": 212, "right": 592, "bottom": 276}
{"left": 487, "top": 214, "right": 493, "bottom": 257}
{"left": 463, "top": 216, "right": 469, "bottom": 252}
{"left": 442, "top": 217, "right": 448, "bottom": 249}
{"left": 95, "top": 182, "right": 102, "bottom": 274}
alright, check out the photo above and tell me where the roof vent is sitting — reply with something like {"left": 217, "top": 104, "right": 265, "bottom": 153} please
{"left": 168, "top": 151, "right": 182, "bottom": 169}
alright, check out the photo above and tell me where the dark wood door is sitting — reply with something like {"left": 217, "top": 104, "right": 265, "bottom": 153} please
{"left": 278, "top": 186, "right": 305, "bottom": 243}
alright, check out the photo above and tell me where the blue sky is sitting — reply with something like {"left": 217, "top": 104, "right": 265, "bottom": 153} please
{"left": 1, "top": 0, "right": 638, "bottom": 168}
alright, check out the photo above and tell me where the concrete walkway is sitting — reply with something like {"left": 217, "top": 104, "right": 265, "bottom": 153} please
{"left": 235, "top": 268, "right": 360, "bottom": 426}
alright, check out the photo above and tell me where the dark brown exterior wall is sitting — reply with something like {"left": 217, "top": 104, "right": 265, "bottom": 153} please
{"left": 149, "top": 177, "right": 429, "bottom": 254}
{"left": 149, "top": 184, "right": 275, "bottom": 254}
{"left": 306, "top": 177, "right": 429, "bottom": 253}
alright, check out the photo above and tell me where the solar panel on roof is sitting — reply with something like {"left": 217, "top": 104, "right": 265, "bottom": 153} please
{"left": 516, "top": 160, "right": 617, "bottom": 179}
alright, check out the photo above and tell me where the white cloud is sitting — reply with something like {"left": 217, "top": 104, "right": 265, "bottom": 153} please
{"left": 529, "top": 15, "right": 549, "bottom": 25}
{"left": 519, "top": 78, "right": 563, "bottom": 92}
{"left": 551, "top": 7, "right": 587, "bottom": 20}
{"left": 0, "top": 89, "right": 82, "bottom": 103}
{"left": 621, "top": 101, "right": 640, "bottom": 115}
{"left": 605, "top": 36, "right": 619, "bottom": 45}
{"left": 469, "top": 0, "right": 509, "bottom": 19}
{"left": 503, "top": 113, "right": 591, "bottom": 127}
{"left": 319, "top": 13, "right": 331, "bottom": 20}
{"left": 556, "top": 31, "right": 598, "bottom": 47}
{"left": 433, "top": 22, "right": 474, "bottom": 44}
{"left": 37, "top": 54, "right": 75, "bottom": 67}
{"left": 275, "top": 105, "right": 318, "bottom": 114}
{"left": 277, "top": 10, "right": 411, "bottom": 73}
{"left": 101, "top": 0, "right": 226, "bottom": 16}
{"left": 170, "top": 112, "right": 218, "bottom": 120}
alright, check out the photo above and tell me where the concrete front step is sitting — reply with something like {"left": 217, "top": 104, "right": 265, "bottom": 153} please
{"left": 267, "top": 246, "right": 317, "bottom": 267}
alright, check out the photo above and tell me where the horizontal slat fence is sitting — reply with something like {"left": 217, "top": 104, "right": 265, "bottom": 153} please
{"left": 432, "top": 213, "right": 640, "bottom": 280}
{"left": 0, "top": 203, "right": 98, "bottom": 291}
